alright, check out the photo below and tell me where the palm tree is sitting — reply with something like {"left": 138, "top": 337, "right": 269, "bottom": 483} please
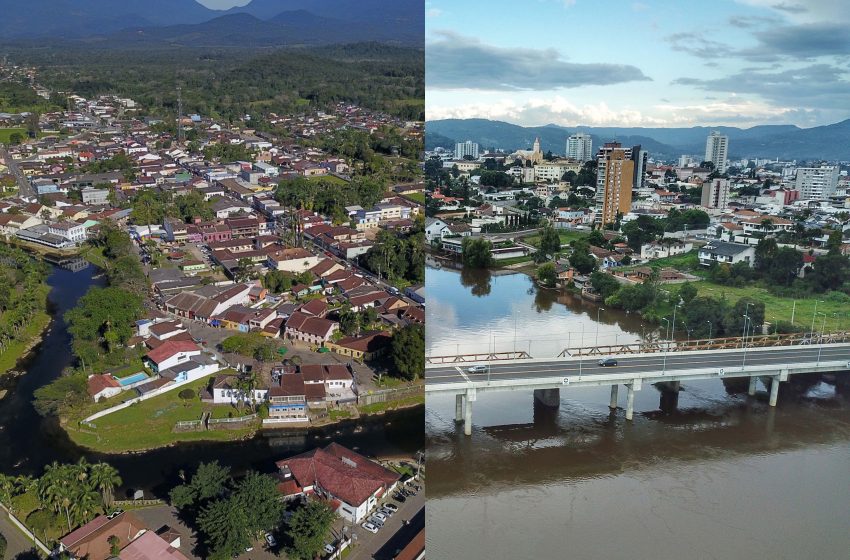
{"left": 89, "top": 462, "right": 122, "bottom": 510}
{"left": 72, "top": 487, "right": 102, "bottom": 526}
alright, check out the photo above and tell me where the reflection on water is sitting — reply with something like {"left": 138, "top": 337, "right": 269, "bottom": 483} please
{"left": 425, "top": 266, "right": 850, "bottom": 560}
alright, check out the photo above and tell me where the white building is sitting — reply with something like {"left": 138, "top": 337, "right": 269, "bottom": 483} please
{"left": 48, "top": 221, "right": 87, "bottom": 243}
{"left": 795, "top": 166, "right": 839, "bottom": 200}
{"left": 454, "top": 140, "right": 479, "bottom": 160}
{"left": 704, "top": 131, "right": 729, "bottom": 174}
{"left": 566, "top": 132, "right": 593, "bottom": 162}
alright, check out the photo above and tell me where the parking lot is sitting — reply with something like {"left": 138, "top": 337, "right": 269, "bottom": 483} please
{"left": 345, "top": 479, "right": 425, "bottom": 560}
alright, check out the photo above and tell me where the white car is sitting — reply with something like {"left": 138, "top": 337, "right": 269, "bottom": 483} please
{"left": 323, "top": 544, "right": 335, "bottom": 554}
{"left": 372, "top": 511, "right": 388, "bottom": 522}
{"left": 361, "top": 521, "right": 379, "bottom": 534}
{"left": 383, "top": 503, "right": 399, "bottom": 512}
{"left": 467, "top": 364, "right": 487, "bottom": 374}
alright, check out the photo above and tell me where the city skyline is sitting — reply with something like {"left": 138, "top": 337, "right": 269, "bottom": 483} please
{"left": 426, "top": 0, "right": 850, "bottom": 128}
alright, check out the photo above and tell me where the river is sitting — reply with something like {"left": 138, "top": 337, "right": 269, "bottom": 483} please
{"left": 425, "top": 265, "right": 850, "bottom": 559}
{"left": 0, "top": 263, "right": 424, "bottom": 498}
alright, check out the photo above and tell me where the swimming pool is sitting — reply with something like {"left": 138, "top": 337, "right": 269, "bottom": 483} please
{"left": 116, "top": 372, "right": 148, "bottom": 386}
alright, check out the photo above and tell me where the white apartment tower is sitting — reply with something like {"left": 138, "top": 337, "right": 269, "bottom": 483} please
{"left": 454, "top": 140, "right": 479, "bottom": 160}
{"left": 704, "top": 131, "right": 729, "bottom": 174}
{"left": 566, "top": 132, "right": 593, "bottom": 162}
{"left": 701, "top": 178, "right": 730, "bottom": 209}
{"left": 795, "top": 166, "right": 839, "bottom": 200}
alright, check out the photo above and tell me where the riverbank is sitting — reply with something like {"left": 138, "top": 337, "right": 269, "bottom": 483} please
{"left": 62, "top": 371, "right": 424, "bottom": 454}
{"left": 0, "top": 279, "right": 52, "bottom": 378}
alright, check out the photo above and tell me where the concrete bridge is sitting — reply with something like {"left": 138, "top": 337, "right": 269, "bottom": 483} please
{"left": 425, "top": 340, "right": 850, "bottom": 435}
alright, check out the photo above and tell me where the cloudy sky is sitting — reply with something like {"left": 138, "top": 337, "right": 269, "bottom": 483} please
{"left": 426, "top": 0, "right": 850, "bottom": 128}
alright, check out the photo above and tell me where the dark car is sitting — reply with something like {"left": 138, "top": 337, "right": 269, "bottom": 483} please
{"left": 597, "top": 358, "right": 618, "bottom": 367}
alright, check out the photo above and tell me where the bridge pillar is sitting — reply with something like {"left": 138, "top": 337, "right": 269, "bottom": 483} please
{"left": 533, "top": 388, "right": 560, "bottom": 408}
{"left": 769, "top": 375, "right": 780, "bottom": 407}
{"left": 609, "top": 384, "right": 619, "bottom": 409}
{"left": 747, "top": 376, "right": 758, "bottom": 396}
{"left": 455, "top": 394, "right": 464, "bottom": 423}
{"left": 464, "top": 388, "right": 476, "bottom": 436}
{"left": 625, "top": 382, "right": 640, "bottom": 421}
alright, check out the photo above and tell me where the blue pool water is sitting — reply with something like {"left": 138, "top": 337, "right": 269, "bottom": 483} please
{"left": 116, "top": 372, "right": 148, "bottom": 386}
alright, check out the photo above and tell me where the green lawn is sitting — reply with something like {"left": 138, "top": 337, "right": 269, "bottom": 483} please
{"left": 0, "top": 128, "right": 26, "bottom": 144}
{"left": 522, "top": 230, "right": 588, "bottom": 248}
{"left": 641, "top": 249, "right": 704, "bottom": 272}
{"left": 673, "top": 282, "right": 850, "bottom": 330}
{"left": 305, "top": 174, "right": 348, "bottom": 186}
{"left": 402, "top": 192, "right": 425, "bottom": 205}
{"left": 66, "top": 371, "right": 259, "bottom": 453}
{"left": 493, "top": 255, "right": 536, "bottom": 267}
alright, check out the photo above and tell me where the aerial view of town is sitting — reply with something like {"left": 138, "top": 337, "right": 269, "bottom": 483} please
{"left": 0, "top": 1, "right": 424, "bottom": 559}
{"left": 423, "top": 0, "right": 850, "bottom": 559}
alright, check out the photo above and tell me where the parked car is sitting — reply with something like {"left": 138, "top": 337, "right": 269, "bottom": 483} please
{"left": 323, "top": 543, "right": 335, "bottom": 554}
{"left": 467, "top": 364, "right": 488, "bottom": 374}
{"left": 361, "top": 521, "right": 379, "bottom": 534}
{"left": 379, "top": 506, "right": 394, "bottom": 516}
{"left": 393, "top": 493, "right": 406, "bottom": 502}
{"left": 597, "top": 357, "right": 618, "bottom": 367}
{"left": 368, "top": 515, "right": 385, "bottom": 527}
{"left": 372, "top": 511, "right": 388, "bottom": 522}
{"left": 265, "top": 533, "right": 277, "bottom": 548}
{"left": 383, "top": 503, "right": 399, "bottom": 512}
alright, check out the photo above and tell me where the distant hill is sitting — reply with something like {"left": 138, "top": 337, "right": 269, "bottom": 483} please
{"left": 0, "top": 0, "right": 423, "bottom": 46}
{"left": 426, "top": 118, "right": 850, "bottom": 161}
{"left": 91, "top": 12, "right": 401, "bottom": 48}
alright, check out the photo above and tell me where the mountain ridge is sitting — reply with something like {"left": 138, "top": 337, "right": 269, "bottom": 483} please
{"left": 426, "top": 118, "right": 850, "bottom": 161}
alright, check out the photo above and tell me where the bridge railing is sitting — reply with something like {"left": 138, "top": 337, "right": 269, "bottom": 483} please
{"left": 426, "top": 351, "right": 532, "bottom": 364}
{"left": 558, "top": 331, "right": 850, "bottom": 357}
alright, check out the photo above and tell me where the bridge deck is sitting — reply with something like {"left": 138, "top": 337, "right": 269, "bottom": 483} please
{"left": 425, "top": 344, "right": 850, "bottom": 393}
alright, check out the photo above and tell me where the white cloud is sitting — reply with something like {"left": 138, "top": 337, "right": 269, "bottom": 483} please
{"left": 426, "top": 8, "right": 442, "bottom": 17}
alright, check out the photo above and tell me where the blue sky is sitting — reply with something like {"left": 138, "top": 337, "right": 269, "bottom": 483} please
{"left": 426, "top": 0, "right": 850, "bottom": 128}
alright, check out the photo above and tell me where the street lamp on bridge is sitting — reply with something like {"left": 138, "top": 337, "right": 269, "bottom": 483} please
{"left": 661, "top": 317, "right": 670, "bottom": 375}
{"left": 595, "top": 307, "right": 605, "bottom": 348}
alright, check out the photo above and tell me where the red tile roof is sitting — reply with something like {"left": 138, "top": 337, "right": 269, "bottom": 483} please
{"left": 145, "top": 340, "right": 199, "bottom": 365}
{"left": 276, "top": 443, "right": 400, "bottom": 507}
{"left": 87, "top": 374, "right": 120, "bottom": 396}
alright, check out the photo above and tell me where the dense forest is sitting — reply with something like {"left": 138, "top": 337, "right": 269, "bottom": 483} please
{"left": 7, "top": 43, "right": 423, "bottom": 122}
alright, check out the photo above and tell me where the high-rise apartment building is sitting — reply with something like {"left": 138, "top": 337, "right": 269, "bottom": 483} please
{"left": 704, "top": 131, "right": 729, "bottom": 174}
{"left": 701, "top": 178, "right": 730, "bottom": 209}
{"left": 454, "top": 140, "right": 479, "bottom": 160}
{"left": 566, "top": 132, "right": 592, "bottom": 162}
{"left": 595, "top": 142, "right": 634, "bottom": 227}
{"left": 795, "top": 166, "right": 839, "bottom": 200}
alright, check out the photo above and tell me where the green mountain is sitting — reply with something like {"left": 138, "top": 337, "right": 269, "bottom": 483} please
{"left": 426, "top": 118, "right": 850, "bottom": 161}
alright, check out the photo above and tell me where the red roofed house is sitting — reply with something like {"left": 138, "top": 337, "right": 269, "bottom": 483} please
{"left": 275, "top": 442, "right": 400, "bottom": 522}
{"left": 59, "top": 512, "right": 147, "bottom": 560}
{"left": 87, "top": 374, "right": 122, "bottom": 401}
{"left": 119, "top": 530, "right": 189, "bottom": 560}
{"left": 284, "top": 311, "right": 338, "bottom": 345}
{"left": 143, "top": 341, "right": 201, "bottom": 373}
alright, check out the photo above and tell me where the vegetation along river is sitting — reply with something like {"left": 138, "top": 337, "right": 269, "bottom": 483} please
{"left": 0, "top": 262, "right": 424, "bottom": 498}
{"left": 425, "top": 265, "right": 850, "bottom": 560}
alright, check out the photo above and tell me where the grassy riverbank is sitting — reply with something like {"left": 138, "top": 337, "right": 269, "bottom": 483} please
{"left": 64, "top": 371, "right": 425, "bottom": 453}
{"left": 64, "top": 372, "right": 259, "bottom": 453}
{"left": 0, "top": 284, "right": 51, "bottom": 376}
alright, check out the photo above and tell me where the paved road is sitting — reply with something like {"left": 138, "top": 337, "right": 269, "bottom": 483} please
{"left": 0, "top": 146, "right": 34, "bottom": 197}
{"left": 0, "top": 512, "right": 40, "bottom": 558}
{"left": 425, "top": 345, "right": 850, "bottom": 385}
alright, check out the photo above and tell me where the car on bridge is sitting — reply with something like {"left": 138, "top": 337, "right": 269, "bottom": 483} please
{"left": 597, "top": 358, "right": 618, "bottom": 367}
{"left": 467, "top": 364, "right": 488, "bottom": 373}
